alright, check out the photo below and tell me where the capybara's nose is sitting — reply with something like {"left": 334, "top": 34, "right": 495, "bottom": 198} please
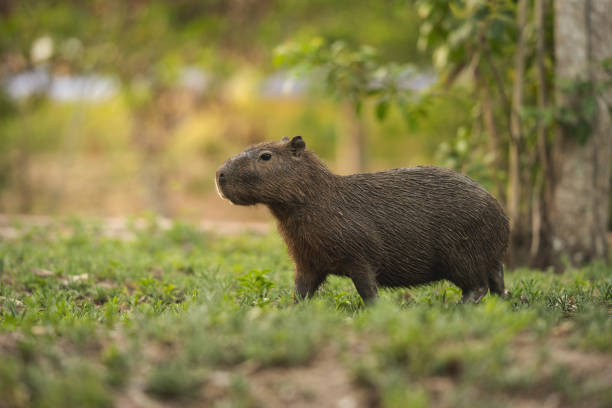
{"left": 216, "top": 166, "right": 227, "bottom": 184}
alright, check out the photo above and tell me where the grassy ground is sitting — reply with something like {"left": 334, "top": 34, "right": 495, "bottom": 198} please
{"left": 0, "top": 218, "right": 611, "bottom": 408}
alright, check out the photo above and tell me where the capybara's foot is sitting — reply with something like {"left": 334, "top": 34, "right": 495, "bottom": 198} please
{"left": 488, "top": 265, "right": 507, "bottom": 296}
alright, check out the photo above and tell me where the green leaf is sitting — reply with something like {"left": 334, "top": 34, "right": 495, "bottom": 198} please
{"left": 375, "top": 99, "right": 389, "bottom": 121}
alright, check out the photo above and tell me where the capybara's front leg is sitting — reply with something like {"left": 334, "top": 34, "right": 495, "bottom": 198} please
{"left": 293, "top": 271, "right": 326, "bottom": 303}
{"left": 488, "top": 265, "right": 510, "bottom": 298}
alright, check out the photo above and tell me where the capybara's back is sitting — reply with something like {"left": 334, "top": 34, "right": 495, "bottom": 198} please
{"left": 216, "top": 136, "right": 509, "bottom": 303}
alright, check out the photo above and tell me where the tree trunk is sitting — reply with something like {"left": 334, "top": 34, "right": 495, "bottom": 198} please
{"left": 127, "top": 87, "right": 196, "bottom": 218}
{"left": 530, "top": 0, "right": 553, "bottom": 266}
{"left": 130, "top": 108, "right": 173, "bottom": 217}
{"left": 479, "top": 81, "right": 506, "bottom": 205}
{"left": 337, "top": 102, "right": 366, "bottom": 174}
{"left": 550, "top": 0, "right": 611, "bottom": 266}
{"left": 508, "top": 0, "right": 528, "bottom": 263}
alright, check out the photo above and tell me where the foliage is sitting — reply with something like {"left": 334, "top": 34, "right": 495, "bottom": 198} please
{"left": 521, "top": 57, "right": 612, "bottom": 146}
{"left": 435, "top": 124, "right": 496, "bottom": 191}
{"left": 275, "top": 38, "right": 430, "bottom": 123}
{"left": 1, "top": 219, "right": 611, "bottom": 407}
{"left": 412, "top": 0, "right": 521, "bottom": 164}
{"left": 414, "top": 0, "right": 517, "bottom": 75}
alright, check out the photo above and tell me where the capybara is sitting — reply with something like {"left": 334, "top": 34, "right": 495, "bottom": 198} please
{"left": 216, "top": 136, "right": 509, "bottom": 304}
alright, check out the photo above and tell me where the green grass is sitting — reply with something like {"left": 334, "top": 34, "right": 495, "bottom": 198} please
{"left": 0, "top": 218, "right": 611, "bottom": 407}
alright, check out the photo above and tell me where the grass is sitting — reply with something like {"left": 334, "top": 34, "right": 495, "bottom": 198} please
{"left": 0, "top": 218, "right": 611, "bottom": 407}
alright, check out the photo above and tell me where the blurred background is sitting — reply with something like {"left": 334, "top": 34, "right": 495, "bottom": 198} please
{"left": 0, "top": 0, "right": 610, "bottom": 267}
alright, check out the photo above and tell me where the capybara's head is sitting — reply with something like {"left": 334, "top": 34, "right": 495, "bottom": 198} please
{"left": 216, "top": 136, "right": 325, "bottom": 206}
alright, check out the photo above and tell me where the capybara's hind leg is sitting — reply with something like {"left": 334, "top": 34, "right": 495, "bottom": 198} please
{"left": 460, "top": 286, "right": 488, "bottom": 304}
{"left": 348, "top": 264, "right": 379, "bottom": 304}
{"left": 489, "top": 265, "right": 510, "bottom": 298}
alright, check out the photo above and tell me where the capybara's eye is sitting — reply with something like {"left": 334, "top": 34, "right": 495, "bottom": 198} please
{"left": 260, "top": 152, "right": 272, "bottom": 161}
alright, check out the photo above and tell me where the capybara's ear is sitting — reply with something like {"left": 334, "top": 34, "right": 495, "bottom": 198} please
{"left": 281, "top": 136, "right": 290, "bottom": 142}
{"left": 290, "top": 136, "right": 305, "bottom": 157}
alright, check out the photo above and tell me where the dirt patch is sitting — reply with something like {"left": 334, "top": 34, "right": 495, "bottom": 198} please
{"left": 497, "top": 327, "right": 612, "bottom": 408}
{"left": 512, "top": 326, "right": 612, "bottom": 380}
{"left": 115, "top": 385, "right": 168, "bottom": 408}
{"left": 245, "top": 347, "right": 375, "bottom": 408}
{"left": 411, "top": 325, "right": 612, "bottom": 408}
{"left": 0, "top": 332, "right": 22, "bottom": 354}
{"left": 113, "top": 347, "right": 374, "bottom": 408}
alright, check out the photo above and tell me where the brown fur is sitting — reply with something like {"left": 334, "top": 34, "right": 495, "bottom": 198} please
{"left": 216, "top": 136, "right": 510, "bottom": 303}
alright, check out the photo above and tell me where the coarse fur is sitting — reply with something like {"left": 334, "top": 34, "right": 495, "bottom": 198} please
{"left": 216, "top": 136, "right": 510, "bottom": 303}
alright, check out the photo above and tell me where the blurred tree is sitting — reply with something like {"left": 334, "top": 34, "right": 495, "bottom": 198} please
{"left": 508, "top": 0, "right": 528, "bottom": 256}
{"left": 528, "top": 0, "right": 553, "bottom": 263}
{"left": 550, "top": 0, "right": 611, "bottom": 266}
